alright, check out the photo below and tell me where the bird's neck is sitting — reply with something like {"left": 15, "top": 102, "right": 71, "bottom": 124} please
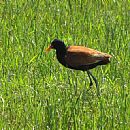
{"left": 56, "top": 48, "right": 67, "bottom": 66}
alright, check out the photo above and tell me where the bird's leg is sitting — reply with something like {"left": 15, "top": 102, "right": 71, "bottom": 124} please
{"left": 87, "top": 70, "right": 100, "bottom": 96}
{"left": 87, "top": 71, "right": 93, "bottom": 87}
{"left": 87, "top": 70, "right": 98, "bottom": 87}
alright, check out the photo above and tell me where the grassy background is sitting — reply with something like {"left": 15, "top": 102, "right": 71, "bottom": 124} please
{"left": 0, "top": 0, "right": 129, "bottom": 129}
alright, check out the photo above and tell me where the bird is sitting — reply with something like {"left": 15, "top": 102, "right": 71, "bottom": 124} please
{"left": 46, "top": 39, "right": 112, "bottom": 95}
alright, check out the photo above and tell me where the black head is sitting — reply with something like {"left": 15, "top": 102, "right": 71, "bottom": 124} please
{"left": 50, "top": 39, "right": 66, "bottom": 50}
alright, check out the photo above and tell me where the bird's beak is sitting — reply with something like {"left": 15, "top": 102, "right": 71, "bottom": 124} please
{"left": 46, "top": 45, "right": 53, "bottom": 52}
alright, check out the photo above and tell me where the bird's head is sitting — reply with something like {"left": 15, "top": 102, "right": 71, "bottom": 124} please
{"left": 46, "top": 39, "right": 66, "bottom": 52}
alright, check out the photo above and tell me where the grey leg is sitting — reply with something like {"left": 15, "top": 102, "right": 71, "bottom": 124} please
{"left": 87, "top": 71, "right": 93, "bottom": 87}
{"left": 87, "top": 70, "right": 100, "bottom": 96}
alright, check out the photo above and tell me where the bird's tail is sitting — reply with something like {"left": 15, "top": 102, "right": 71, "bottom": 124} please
{"left": 97, "top": 54, "right": 112, "bottom": 65}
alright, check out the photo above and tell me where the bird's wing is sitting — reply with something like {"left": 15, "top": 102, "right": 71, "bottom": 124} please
{"left": 65, "top": 46, "right": 111, "bottom": 67}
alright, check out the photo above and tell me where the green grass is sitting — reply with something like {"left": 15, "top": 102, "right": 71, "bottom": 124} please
{"left": 0, "top": 0, "right": 129, "bottom": 129}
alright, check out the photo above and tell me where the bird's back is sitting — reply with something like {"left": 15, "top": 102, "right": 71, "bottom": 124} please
{"left": 67, "top": 46, "right": 111, "bottom": 56}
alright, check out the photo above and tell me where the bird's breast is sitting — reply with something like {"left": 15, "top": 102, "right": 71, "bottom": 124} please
{"left": 56, "top": 52, "right": 67, "bottom": 67}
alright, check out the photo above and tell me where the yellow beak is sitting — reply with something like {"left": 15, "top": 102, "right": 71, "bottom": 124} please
{"left": 46, "top": 46, "right": 52, "bottom": 52}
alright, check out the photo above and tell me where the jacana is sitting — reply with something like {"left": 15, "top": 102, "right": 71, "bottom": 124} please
{"left": 46, "top": 39, "right": 112, "bottom": 95}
